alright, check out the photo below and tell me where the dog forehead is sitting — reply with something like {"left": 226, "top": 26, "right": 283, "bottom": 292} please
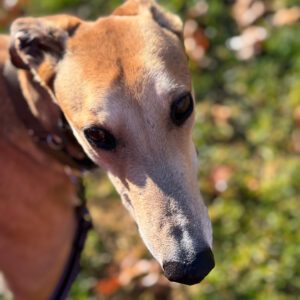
{"left": 56, "top": 15, "right": 190, "bottom": 127}
{"left": 66, "top": 15, "right": 188, "bottom": 86}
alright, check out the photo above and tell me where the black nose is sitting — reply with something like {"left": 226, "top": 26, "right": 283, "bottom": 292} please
{"left": 163, "top": 248, "right": 215, "bottom": 285}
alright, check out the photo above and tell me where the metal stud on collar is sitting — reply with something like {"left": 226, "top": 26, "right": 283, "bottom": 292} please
{"left": 47, "top": 134, "right": 64, "bottom": 150}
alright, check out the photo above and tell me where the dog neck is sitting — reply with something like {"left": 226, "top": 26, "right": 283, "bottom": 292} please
{"left": 3, "top": 60, "right": 96, "bottom": 172}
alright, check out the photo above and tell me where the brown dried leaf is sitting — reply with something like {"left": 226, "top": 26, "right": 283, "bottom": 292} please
{"left": 184, "top": 19, "right": 209, "bottom": 62}
{"left": 228, "top": 26, "right": 268, "bottom": 60}
{"left": 232, "top": 0, "right": 266, "bottom": 28}
{"left": 210, "top": 166, "right": 233, "bottom": 193}
{"left": 95, "top": 277, "right": 121, "bottom": 297}
{"left": 292, "top": 129, "right": 300, "bottom": 153}
{"left": 272, "top": 7, "right": 300, "bottom": 26}
{"left": 211, "top": 105, "right": 232, "bottom": 124}
{"left": 119, "top": 258, "right": 160, "bottom": 285}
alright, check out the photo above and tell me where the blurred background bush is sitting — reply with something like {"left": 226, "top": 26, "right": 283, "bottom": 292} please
{"left": 1, "top": 0, "right": 300, "bottom": 299}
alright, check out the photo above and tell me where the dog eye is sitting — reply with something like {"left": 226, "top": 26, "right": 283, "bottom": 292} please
{"left": 84, "top": 126, "right": 117, "bottom": 151}
{"left": 171, "top": 93, "right": 194, "bottom": 126}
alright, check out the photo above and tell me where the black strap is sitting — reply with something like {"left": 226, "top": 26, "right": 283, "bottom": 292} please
{"left": 49, "top": 201, "right": 93, "bottom": 300}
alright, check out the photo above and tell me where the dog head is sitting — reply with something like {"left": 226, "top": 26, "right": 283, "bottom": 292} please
{"left": 9, "top": 0, "right": 214, "bottom": 284}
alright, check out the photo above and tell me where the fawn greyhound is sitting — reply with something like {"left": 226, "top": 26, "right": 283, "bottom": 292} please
{"left": 0, "top": 0, "right": 214, "bottom": 299}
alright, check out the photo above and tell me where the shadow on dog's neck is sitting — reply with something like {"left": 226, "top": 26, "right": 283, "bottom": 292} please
{"left": 4, "top": 60, "right": 96, "bottom": 172}
{"left": 5, "top": 60, "right": 61, "bottom": 133}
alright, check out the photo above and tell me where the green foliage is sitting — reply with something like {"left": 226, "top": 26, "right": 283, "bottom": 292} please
{"left": 24, "top": 0, "right": 123, "bottom": 18}
{"left": 192, "top": 2, "right": 300, "bottom": 299}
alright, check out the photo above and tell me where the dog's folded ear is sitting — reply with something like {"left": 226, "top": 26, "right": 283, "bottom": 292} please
{"left": 9, "top": 15, "right": 81, "bottom": 85}
{"left": 113, "top": 0, "right": 183, "bottom": 39}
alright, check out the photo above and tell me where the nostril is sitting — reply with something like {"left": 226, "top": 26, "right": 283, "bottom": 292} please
{"left": 163, "top": 248, "right": 215, "bottom": 285}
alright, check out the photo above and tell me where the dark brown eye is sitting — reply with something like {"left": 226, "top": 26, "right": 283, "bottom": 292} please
{"left": 84, "top": 126, "right": 117, "bottom": 151}
{"left": 171, "top": 93, "right": 194, "bottom": 126}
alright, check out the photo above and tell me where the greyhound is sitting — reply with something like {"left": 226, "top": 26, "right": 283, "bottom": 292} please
{"left": 0, "top": 0, "right": 214, "bottom": 299}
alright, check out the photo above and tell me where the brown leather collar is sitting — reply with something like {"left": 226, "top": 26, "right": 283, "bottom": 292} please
{"left": 3, "top": 61, "right": 96, "bottom": 172}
